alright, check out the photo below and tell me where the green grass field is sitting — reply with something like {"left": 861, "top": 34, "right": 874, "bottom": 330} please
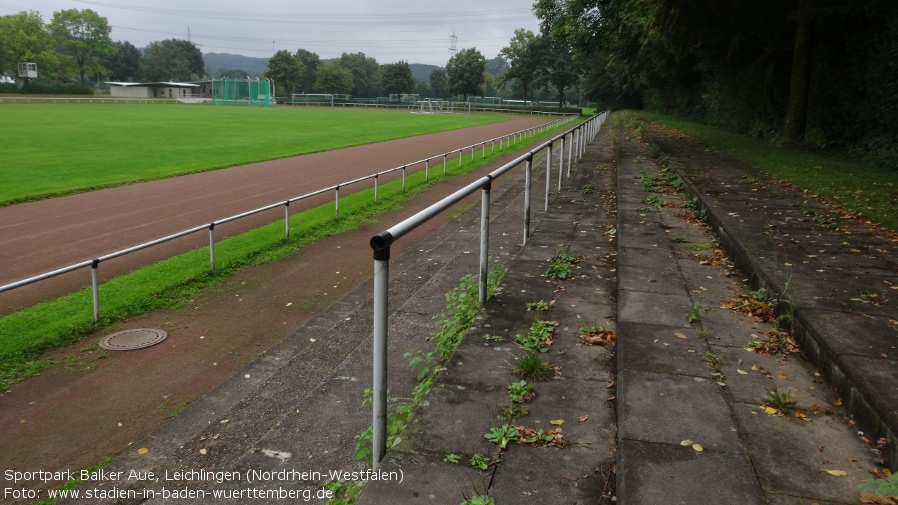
{"left": 0, "top": 104, "right": 508, "bottom": 205}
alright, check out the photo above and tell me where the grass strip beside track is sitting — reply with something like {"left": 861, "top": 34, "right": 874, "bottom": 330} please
{"left": 637, "top": 110, "right": 898, "bottom": 233}
{"left": 0, "top": 118, "right": 576, "bottom": 388}
{"left": 0, "top": 105, "right": 507, "bottom": 206}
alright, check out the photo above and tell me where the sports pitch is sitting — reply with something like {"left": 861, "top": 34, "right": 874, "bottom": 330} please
{"left": 0, "top": 104, "right": 508, "bottom": 205}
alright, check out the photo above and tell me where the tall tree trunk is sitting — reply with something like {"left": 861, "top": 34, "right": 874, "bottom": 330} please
{"left": 784, "top": 0, "right": 812, "bottom": 144}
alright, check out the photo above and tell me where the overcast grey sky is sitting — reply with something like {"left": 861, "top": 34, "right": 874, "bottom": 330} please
{"left": 1, "top": 0, "right": 542, "bottom": 66}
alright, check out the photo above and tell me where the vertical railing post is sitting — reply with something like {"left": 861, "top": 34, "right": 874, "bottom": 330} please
{"left": 443, "top": 154, "right": 447, "bottom": 175}
{"left": 374, "top": 174, "right": 379, "bottom": 202}
{"left": 491, "top": 139, "right": 495, "bottom": 154}
{"left": 458, "top": 149, "right": 462, "bottom": 168}
{"left": 284, "top": 201, "right": 290, "bottom": 239}
{"left": 524, "top": 157, "right": 533, "bottom": 245}
{"left": 471, "top": 146, "right": 475, "bottom": 162}
{"left": 208, "top": 223, "right": 216, "bottom": 270}
{"left": 402, "top": 166, "right": 406, "bottom": 191}
{"left": 583, "top": 124, "right": 587, "bottom": 156}
{"left": 545, "top": 142, "right": 553, "bottom": 211}
{"left": 335, "top": 186, "right": 340, "bottom": 219}
{"left": 371, "top": 240, "right": 390, "bottom": 470}
{"left": 482, "top": 142, "right": 485, "bottom": 158}
{"left": 425, "top": 160, "right": 429, "bottom": 182}
{"left": 558, "top": 135, "right": 565, "bottom": 191}
{"left": 479, "top": 176, "right": 492, "bottom": 307}
{"left": 91, "top": 259, "right": 100, "bottom": 322}
{"left": 567, "top": 131, "right": 574, "bottom": 176}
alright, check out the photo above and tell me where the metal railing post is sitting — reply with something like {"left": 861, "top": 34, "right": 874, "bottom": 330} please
{"left": 458, "top": 149, "right": 462, "bottom": 168}
{"left": 425, "top": 160, "right": 429, "bottom": 182}
{"left": 582, "top": 124, "right": 587, "bottom": 156}
{"left": 402, "top": 166, "right": 406, "bottom": 191}
{"left": 335, "top": 186, "right": 340, "bottom": 219}
{"left": 558, "top": 135, "right": 565, "bottom": 191}
{"left": 545, "top": 142, "right": 553, "bottom": 211}
{"left": 443, "top": 155, "right": 447, "bottom": 175}
{"left": 208, "top": 224, "right": 216, "bottom": 270}
{"left": 524, "top": 157, "right": 532, "bottom": 245}
{"left": 567, "top": 131, "right": 574, "bottom": 176}
{"left": 471, "top": 146, "right": 475, "bottom": 162}
{"left": 371, "top": 243, "right": 390, "bottom": 470}
{"left": 374, "top": 174, "right": 379, "bottom": 202}
{"left": 479, "top": 176, "right": 492, "bottom": 307}
{"left": 91, "top": 259, "right": 100, "bottom": 322}
{"left": 285, "top": 202, "right": 290, "bottom": 239}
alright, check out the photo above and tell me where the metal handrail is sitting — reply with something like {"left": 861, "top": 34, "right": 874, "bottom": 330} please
{"left": 367, "top": 110, "right": 610, "bottom": 469}
{"left": 1, "top": 114, "right": 579, "bottom": 322}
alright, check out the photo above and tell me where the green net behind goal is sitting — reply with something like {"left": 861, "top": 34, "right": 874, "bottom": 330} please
{"left": 212, "top": 78, "right": 273, "bottom": 107}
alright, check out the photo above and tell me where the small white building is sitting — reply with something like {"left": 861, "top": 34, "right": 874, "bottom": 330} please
{"left": 107, "top": 81, "right": 201, "bottom": 99}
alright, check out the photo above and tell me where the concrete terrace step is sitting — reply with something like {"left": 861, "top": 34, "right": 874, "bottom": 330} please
{"left": 614, "top": 120, "right": 886, "bottom": 505}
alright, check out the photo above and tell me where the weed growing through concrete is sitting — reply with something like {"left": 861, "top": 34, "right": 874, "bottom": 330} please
{"left": 704, "top": 351, "right": 726, "bottom": 386}
{"left": 514, "top": 353, "right": 555, "bottom": 380}
{"left": 506, "top": 380, "right": 534, "bottom": 404}
{"left": 516, "top": 319, "right": 555, "bottom": 353}
{"left": 525, "top": 300, "right": 550, "bottom": 311}
{"left": 320, "top": 479, "right": 364, "bottom": 505}
{"left": 468, "top": 452, "right": 499, "bottom": 470}
{"left": 484, "top": 424, "right": 519, "bottom": 449}
{"left": 461, "top": 491, "right": 496, "bottom": 505}
{"left": 765, "top": 383, "right": 795, "bottom": 410}
{"left": 687, "top": 302, "right": 710, "bottom": 322}
{"left": 859, "top": 471, "right": 898, "bottom": 499}
{"left": 545, "top": 245, "right": 578, "bottom": 280}
{"left": 443, "top": 453, "right": 461, "bottom": 464}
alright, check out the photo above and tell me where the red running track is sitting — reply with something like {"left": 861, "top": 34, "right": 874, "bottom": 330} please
{"left": 0, "top": 115, "right": 553, "bottom": 314}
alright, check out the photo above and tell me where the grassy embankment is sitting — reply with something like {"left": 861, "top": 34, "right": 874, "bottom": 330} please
{"left": 637, "top": 110, "right": 898, "bottom": 233}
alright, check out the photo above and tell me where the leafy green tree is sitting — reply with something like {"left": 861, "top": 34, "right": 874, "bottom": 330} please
{"left": 485, "top": 54, "right": 509, "bottom": 78}
{"left": 49, "top": 8, "right": 114, "bottom": 86}
{"left": 415, "top": 78, "right": 430, "bottom": 97}
{"left": 499, "top": 29, "right": 542, "bottom": 104}
{"left": 540, "top": 38, "right": 580, "bottom": 108}
{"left": 481, "top": 73, "right": 496, "bottom": 97}
{"left": 140, "top": 39, "right": 205, "bottom": 81}
{"left": 0, "top": 11, "right": 58, "bottom": 80}
{"left": 107, "top": 40, "right": 141, "bottom": 81}
{"left": 295, "top": 49, "right": 320, "bottom": 93}
{"left": 315, "top": 61, "right": 353, "bottom": 95}
{"left": 429, "top": 68, "right": 447, "bottom": 99}
{"left": 380, "top": 60, "right": 414, "bottom": 97}
{"left": 446, "top": 47, "right": 485, "bottom": 101}
{"left": 339, "top": 52, "right": 381, "bottom": 97}
{"left": 264, "top": 49, "right": 304, "bottom": 96}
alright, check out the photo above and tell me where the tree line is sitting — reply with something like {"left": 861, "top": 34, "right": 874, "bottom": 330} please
{"left": 531, "top": 0, "right": 898, "bottom": 165}
{"left": 0, "top": 8, "right": 584, "bottom": 105}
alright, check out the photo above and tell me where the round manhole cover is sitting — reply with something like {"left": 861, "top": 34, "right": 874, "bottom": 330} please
{"left": 100, "top": 328, "right": 168, "bottom": 351}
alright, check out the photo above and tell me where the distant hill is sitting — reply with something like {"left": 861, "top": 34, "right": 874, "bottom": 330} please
{"left": 410, "top": 63, "right": 442, "bottom": 82}
{"left": 203, "top": 53, "right": 269, "bottom": 78}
